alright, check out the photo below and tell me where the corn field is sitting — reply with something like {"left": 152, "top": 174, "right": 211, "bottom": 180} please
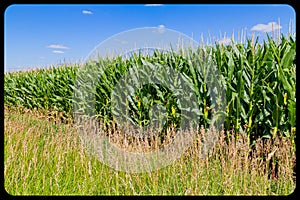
{"left": 4, "top": 34, "right": 296, "bottom": 143}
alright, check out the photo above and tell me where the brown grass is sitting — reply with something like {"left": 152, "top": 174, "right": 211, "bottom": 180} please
{"left": 4, "top": 107, "right": 296, "bottom": 195}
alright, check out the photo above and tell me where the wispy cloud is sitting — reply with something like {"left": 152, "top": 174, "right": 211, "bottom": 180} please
{"left": 145, "top": 4, "right": 163, "bottom": 6}
{"left": 82, "top": 10, "right": 93, "bottom": 15}
{"left": 218, "top": 37, "right": 232, "bottom": 45}
{"left": 251, "top": 22, "right": 282, "bottom": 32}
{"left": 53, "top": 50, "right": 65, "bottom": 54}
{"left": 47, "top": 44, "right": 69, "bottom": 49}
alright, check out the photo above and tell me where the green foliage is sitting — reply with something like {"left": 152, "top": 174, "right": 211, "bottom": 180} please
{"left": 4, "top": 35, "right": 296, "bottom": 141}
{"left": 5, "top": 65, "right": 79, "bottom": 117}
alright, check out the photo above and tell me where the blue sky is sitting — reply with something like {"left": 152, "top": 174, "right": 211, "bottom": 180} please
{"left": 4, "top": 4, "right": 296, "bottom": 72}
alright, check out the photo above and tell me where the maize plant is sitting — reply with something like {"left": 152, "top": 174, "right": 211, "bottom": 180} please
{"left": 4, "top": 34, "right": 296, "bottom": 143}
{"left": 213, "top": 34, "right": 296, "bottom": 143}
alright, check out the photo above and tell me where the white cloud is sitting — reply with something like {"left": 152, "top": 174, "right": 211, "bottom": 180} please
{"left": 53, "top": 50, "right": 64, "bottom": 54}
{"left": 158, "top": 24, "right": 165, "bottom": 28}
{"left": 145, "top": 4, "right": 163, "bottom": 6}
{"left": 158, "top": 24, "right": 165, "bottom": 33}
{"left": 82, "top": 10, "right": 93, "bottom": 15}
{"left": 251, "top": 22, "right": 282, "bottom": 32}
{"left": 47, "top": 44, "right": 69, "bottom": 49}
{"left": 152, "top": 24, "right": 166, "bottom": 34}
{"left": 218, "top": 37, "right": 232, "bottom": 45}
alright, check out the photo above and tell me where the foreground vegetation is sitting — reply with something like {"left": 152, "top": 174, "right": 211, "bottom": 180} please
{"left": 4, "top": 108, "right": 296, "bottom": 195}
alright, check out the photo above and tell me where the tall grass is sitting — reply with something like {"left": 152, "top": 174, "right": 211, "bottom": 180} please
{"left": 4, "top": 108, "right": 295, "bottom": 195}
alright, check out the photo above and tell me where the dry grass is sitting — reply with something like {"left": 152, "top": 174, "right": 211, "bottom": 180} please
{"left": 4, "top": 108, "right": 296, "bottom": 195}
